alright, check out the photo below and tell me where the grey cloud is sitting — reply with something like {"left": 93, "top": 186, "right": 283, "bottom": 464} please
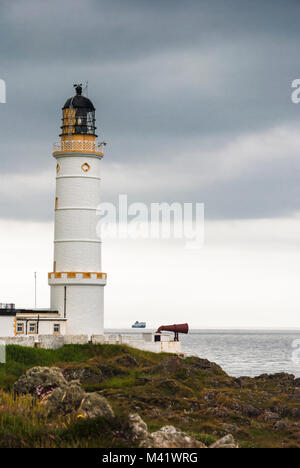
{"left": 1, "top": 0, "right": 300, "bottom": 64}
{"left": 0, "top": 0, "right": 300, "bottom": 221}
{"left": 199, "top": 157, "right": 300, "bottom": 220}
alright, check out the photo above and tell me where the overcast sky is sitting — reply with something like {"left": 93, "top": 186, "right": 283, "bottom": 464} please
{"left": 1, "top": 0, "right": 300, "bottom": 328}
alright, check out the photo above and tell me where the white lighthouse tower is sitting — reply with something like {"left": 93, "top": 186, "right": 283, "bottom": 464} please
{"left": 48, "top": 84, "right": 107, "bottom": 337}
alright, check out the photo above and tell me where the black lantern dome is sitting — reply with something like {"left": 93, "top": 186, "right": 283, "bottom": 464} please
{"left": 60, "top": 84, "right": 97, "bottom": 137}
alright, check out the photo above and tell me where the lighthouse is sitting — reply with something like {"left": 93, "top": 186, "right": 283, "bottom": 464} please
{"left": 48, "top": 84, "right": 107, "bottom": 337}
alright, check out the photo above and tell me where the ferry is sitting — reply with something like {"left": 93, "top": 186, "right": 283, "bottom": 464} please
{"left": 132, "top": 321, "right": 146, "bottom": 329}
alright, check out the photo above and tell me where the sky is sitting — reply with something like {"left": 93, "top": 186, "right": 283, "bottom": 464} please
{"left": 1, "top": 0, "right": 300, "bottom": 328}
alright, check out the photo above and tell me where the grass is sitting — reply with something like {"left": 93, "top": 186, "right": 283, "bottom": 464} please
{"left": 0, "top": 389, "right": 135, "bottom": 448}
{"left": 94, "top": 374, "right": 139, "bottom": 390}
{"left": 0, "top": 344, "right": 141, "bottom": 390}
{"left": 54, "top": 414, "right": 136, "bottom": 448}
{"left": 0, "top": 390, "right": 50, "bottom": 448}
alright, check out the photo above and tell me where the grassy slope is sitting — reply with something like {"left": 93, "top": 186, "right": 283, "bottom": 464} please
{"left": 0, "top": 344, "right": 300, "bottom": 448}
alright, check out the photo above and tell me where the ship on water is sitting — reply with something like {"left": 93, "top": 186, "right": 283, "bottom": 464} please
{"left": 132, "top": 321, "right": 146, "bottom": 329}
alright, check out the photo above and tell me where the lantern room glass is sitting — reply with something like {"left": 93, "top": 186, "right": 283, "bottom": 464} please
{"left": 60, "top": 108, "right": 96, "bottom": 136}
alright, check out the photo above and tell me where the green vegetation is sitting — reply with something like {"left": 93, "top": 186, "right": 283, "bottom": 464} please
{"left": 0, "top": 344, "right": 300, "bottom": 448}
{"left": 0, "top": 344, "right": 95, "bottom": 390}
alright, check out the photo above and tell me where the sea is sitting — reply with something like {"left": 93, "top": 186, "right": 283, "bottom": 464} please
{"left": 106, "top": 329, "right": 300, "bottom": 378}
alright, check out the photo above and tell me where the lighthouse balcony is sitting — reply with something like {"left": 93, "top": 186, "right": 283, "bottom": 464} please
{"left": 53, "top": 140, "right": 105, "bottom": 156}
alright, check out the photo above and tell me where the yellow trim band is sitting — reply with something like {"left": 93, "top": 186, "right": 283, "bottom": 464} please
{"left": 48, "top": 272, "right": 107, "bottom": 280}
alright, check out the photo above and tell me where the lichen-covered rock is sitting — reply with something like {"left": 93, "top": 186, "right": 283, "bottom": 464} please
{"left": 77, "top": 393, "right": 114, "bottom": 419}
{"left": 62, "top": 366, "right": 103, "bottom": 385}
{"left": 43, "top": 381, "right": 86, "bottom": 416}
{"left": 221, "top": 423, "right": 240, "bottom": 434}
{"left": 241, "top": 404, "right": 261, "bottom": 417}
{"left": 14, "top": 366, "right": 114, "bottom": 419}
{"left": 128, "top": 413, "right": 149, "bottom": 441}
{"left": 273, "top": 419, "right": 300, "bottom": 431}
{"left": 262, "top": 410, "right": 281, "bottom": 423}
{"left": 209, "top": 434, "right": 239, "bottom": 449}
{"left": 273, "top": 419, "right": 290, "bottom": 431}
{"left": 14, "top": 367, "right": 67, "bottom": 396}
{"left": 140, "top": 425, "right": 207, "bottom": 448}
{"left": 207, "top": 406, "right": 232, "bottom": 418}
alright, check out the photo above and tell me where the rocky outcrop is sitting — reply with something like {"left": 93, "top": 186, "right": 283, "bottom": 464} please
{"left": 221, "top": 423, "right": 240, "bottom": 434}
{"left": 154, "top": 356, "right": 224, "bottom": 378}
{"left": 62, "top": 365, "right": 103, "bottom": 385}
{"left": 14, "top": 366, "right": 67, "bottom": 396}
{"left": 255, "top": 372, "right": 296, "bottom": 384}
{"left": 140, "top": 425, "right": 207, "bottom": 449}
{"left": 209, "top": 434, "right": 239, "bottom": 449}
{"left": 128, "top": 413, "right": 149, "bottom": 442}
{"left": 273, "top": 418, "right": 300, "bottom": 431}
{"left": 9, "top": 349, "right": 300, "bottom": 448}
{"left": 262, "top": 410, "right": 281, "bottom": 423}
{"left": 77, "top": 392, "right": 114, "bottom": 419}
{"left": 129, "top": 413, "right": 238, "bottom": 449}
{"left": 14, "top": 366, "right": 114, "bottom": 419}
{"left": 241, "top": 404, "right": 261, "bottom": 417}
{"left": 42, "top": 380, "right": 86, "bottom": 416}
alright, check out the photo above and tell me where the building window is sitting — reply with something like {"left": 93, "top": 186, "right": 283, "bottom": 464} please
{"left": 53, "top": 323, "right": 60, "bottom": 335}
{"left": 16, "top": 322, "right": 24, "bottom": 334}
{"left": 55, "top": 197, "right": 58, "bottom": 210}
{"left": 29, "top": 323, "right": 37, "bottom": 334}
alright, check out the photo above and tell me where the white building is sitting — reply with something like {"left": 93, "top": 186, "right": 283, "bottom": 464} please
{"left": 0, "top": 304, "right": 66, "bottom": 338}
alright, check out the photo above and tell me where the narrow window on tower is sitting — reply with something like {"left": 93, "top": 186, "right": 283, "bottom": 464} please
{"left": 53, "top": 261, "right": 56, "bottom": 272}
{"left": 55, "top": 197, "right": 58, "bottom": 210}
{"left": 81, "top": 162, "right": 90, "bottom": 173}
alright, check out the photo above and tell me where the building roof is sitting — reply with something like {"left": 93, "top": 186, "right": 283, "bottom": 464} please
{"left": 62, "top": 84, "right": 95, "bottom": 111}
{"left": 0, "top": 309, "right": 59, "bottom": 317}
